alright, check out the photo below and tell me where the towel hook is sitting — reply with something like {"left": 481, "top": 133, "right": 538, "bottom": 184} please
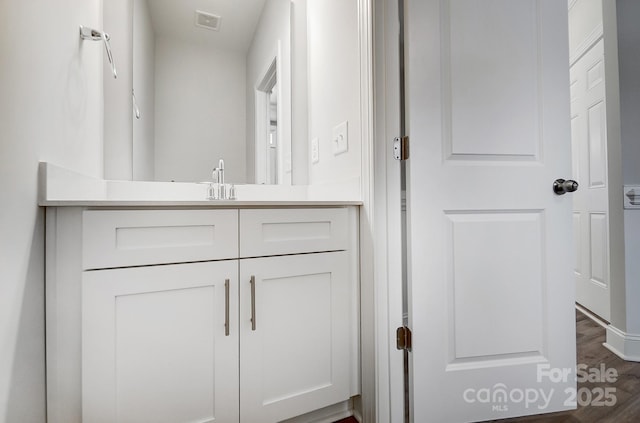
{"left": 79, "top": 26, "right": 117, "bottom": 79}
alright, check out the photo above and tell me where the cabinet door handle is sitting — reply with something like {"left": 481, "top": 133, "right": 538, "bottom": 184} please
{"left": 224, "top": 279, "right": 230, "bottom": 336}
{"left": 250, "top": 275, "right": 256, "bottom": 331}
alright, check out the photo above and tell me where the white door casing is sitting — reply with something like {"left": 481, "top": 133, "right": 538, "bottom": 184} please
{"left": 405, "top": 1, "right": 576, "bottom": 421}
{"left": 570, "top": 38, "right": 611, "bottom": 321}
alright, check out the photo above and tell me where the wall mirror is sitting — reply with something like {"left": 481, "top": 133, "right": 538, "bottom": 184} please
{"left": 122, "top": 0, "right": 366, "bottom": 187}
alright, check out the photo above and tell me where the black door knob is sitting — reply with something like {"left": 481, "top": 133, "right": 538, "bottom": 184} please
{"left": 553, "top": 179, "right": 579, "bottom": 195}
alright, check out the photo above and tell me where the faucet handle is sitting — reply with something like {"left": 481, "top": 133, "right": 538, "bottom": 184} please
{"left": 212, "top": 167, "right": 219, "bottom": 183}
{"left": 217, "top": 159, "right": 225, "bottom": 185}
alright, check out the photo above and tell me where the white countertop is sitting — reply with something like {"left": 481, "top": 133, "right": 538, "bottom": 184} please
{"left": 38, "top": 162, "right": 362, "bottom": 207}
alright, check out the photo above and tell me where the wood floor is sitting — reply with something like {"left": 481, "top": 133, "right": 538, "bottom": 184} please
{"left": 492, "top": 310, "right": 640, "bottom": 423}
{"left": 334, "top": 310, "right": 640, "bottom": 423}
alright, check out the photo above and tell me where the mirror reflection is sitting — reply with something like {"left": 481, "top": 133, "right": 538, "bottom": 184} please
{"left": 132, "top": 0, "right": 292, "bottom": 184}
{"left": 129, "top": 0, "right": 363, "bottom": 189}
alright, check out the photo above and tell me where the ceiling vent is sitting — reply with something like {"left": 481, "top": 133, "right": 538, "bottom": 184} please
{"left": 195, "top": 10, "right": 221, "bottom": 31}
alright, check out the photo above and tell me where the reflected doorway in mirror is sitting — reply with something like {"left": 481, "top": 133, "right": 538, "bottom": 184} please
{"left": 255, "top": 54, "right": 283, "bottom": 185}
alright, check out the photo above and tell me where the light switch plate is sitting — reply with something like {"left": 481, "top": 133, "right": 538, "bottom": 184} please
{"left": 624, "top": 186, "right": 640, "bottom": 209}
{"left": 332, "top": 121, "right": 348, "bottom": 155}
{"left": 311, "top": 138, "right": 320, "bottom": 164}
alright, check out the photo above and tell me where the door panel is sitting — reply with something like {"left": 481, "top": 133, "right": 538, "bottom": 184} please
{"left": 445, "top": 1, "right": 541, "bottom": 160}
{"left": 574, "top": 212, "right": 582, "bottom": 275}
{"left": 405, "top": 1, "right": 576, "bottom": 421}
{"left": 587, "top": 100, "right": 606, "bottom": 188}
{"left": 82, "top": 261, "right": 239, "bottom": 423}
{"left": 446, "top": 211, "right": 545, "bottom": 362}
{"left": 239, "top": 252, "right": 351, "bottom": 423}
{"left": 570, "top": 38, "right": 611, "bottom": 320}
{"left": 589, "top": 212, "right": 608, "bottom": 286}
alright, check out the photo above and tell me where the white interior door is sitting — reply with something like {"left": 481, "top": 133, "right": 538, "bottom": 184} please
{"left": 570, "top": 38, "right": 611, "bottom": 321}
{"left": 405, "top": 1, "right": 576, "bottom": 421}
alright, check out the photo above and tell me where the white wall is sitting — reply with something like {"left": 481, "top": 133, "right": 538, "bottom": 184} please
{"left": 291, "top": 0, "right": 309, "bottom": 185}
{"left": 246, "top": 0, "right": 292, "bottom": 184}
{"left": 104, "top": 0, "right": 133, "bottom": 180}
{"left": 154, "top": 37, "right": 247, "bottom": 183}
{"left": 133, "top": 0, "right": 156, "bottom": 181}
{"left": 0, "top": 0, "right": 104, "bottom": 421}
{"left": 617, "top": 1, "right": 640, "bottom": 186}
{"left": 616, "top": 0, "right": 640, "bottom": 334}
{"left": 307, "top": 0, "right": 361, "bottom": 185}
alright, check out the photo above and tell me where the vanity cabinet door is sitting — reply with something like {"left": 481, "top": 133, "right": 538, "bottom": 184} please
{"left": 82, "top": 261, "right": 239, "bottom": 423}
{"left": 239, "top": 252, "right": 352, "bottom": 423}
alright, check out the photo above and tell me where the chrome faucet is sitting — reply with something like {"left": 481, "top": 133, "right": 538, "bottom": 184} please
{"left": 217, "top": 159, "right": 227, "bottom": 199}
{"left": 218, "top": 159, "right": 225, "bottom": 186}
{"left": 211, "top": 159, "right": 224, "bottom": 186}
{"left": 209, "top": 158, "right": 231, "bottom": 200}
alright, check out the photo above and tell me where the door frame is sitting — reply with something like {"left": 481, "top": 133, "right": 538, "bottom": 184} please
{"left": 365, "top": 0, "right": 405, "bottom": 422}
{"left": 254, "top": 45, "right": 283, "bottom": 185}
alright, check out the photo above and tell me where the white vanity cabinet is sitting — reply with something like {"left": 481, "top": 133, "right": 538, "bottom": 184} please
{"left": 45, "top": 206, "right": 359, "bottom": 423}
{"left": 239, "top": 252, "right": 351, "bottom": 423}
{"left": 83, "top": 261, "right": 240, "bottom": 423}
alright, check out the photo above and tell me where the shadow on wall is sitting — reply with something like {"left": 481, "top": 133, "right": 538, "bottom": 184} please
{"left": 4, "top": 209, "right": 46, "bottom": 423}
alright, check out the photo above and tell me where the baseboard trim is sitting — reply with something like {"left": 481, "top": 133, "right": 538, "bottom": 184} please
{"left": 604, "top": 325, "right": 640, "bottom": 362}
{"left": 280, "top": 398, "right": 358, "bottom": 423}
{"left": 575, "top": 304, "right": 609, "bottom": 329}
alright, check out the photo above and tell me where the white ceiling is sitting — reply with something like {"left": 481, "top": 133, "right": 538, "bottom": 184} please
{"left": 147, "top": 0, "right": 268, "bottom": 53}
